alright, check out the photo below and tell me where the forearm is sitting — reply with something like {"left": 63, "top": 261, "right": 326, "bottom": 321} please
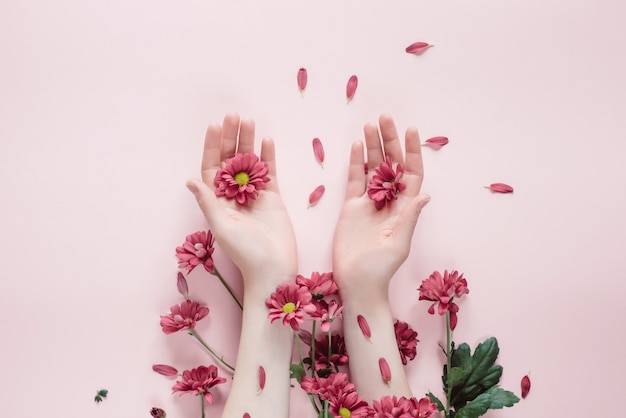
{"left": 222, "top": 277, "right": 294, "bottom": 418}
{"left": 340, "top": 282, "right": 412, "bottom": 403}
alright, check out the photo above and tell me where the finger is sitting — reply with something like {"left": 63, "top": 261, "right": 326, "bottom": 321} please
{"left": 379, "top": 114, "right": 404, "bottom": 165}
{"left": 403, "top": 126, "right": 424, "bottom": 196}
{"left": 201, "top": 123, "right": 222, "bottom": 184}
{"left": 260, "top": 137, "right": 279, "bottom": 193}
{"left": 393, "top": 194, "right": 430, "bottom": 248}
{"left": 345, "top": 141, "right": 366, "bottom": 199}
{"left": 220, "top": 112, "right": 241, "bottom": 161}
{"left": 364, "top": 122, "right": 384, "bottom": 170}
{"left": 237, "top": 118, "right": 256, "bottom": 154}
{"left": 186, "top": 178, "right": 221, "bottom": 228}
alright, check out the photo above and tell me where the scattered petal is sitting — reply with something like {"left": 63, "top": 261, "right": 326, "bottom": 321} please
{"left": 308, "top": 185, "right": 325, "bottom": 208}
{"left": 406, "top": 41, "right": 434, "bottom": 55}
{"left": 150, "top": 407, "right": 167, "bottom": 418}
{"left": 243, "top": 414, "right": 251, "bottom": 418}
{"left": 379, "top": 358, "right": 391, "bottom": 386}
{"left": 152, "top": 364, "right": 179, "bottom": 378}
{"left": 176, "top": 272, "right": 189, "bottom": 299}
{"left": 346, "top": 75, "right": 358, "bottom": 103}
{"left": 521, "top": 374, "right": 531, "bottom": 399}
{"left": 485, "top": 183, "right": 514, "bottom": 193}
{"left": 312, "top": 137, "right": 325, "bottom": 167}
{"left": 357, "top": 315, "right": 371, "bottom": 340}
{"left": 297, "top": 67, "right": 307, "bottom": 95}
{"left": 422, "top": 136, "right": 449, "bottom": 150}
{"left": 257, "top": 365, "right": 266, "bottom": 394}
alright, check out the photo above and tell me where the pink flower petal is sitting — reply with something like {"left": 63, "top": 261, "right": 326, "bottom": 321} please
{"left": 176, "top": 272, "right": 189, "bottom": 299}
{"left": 312, "top": 137, "right": 325, "bottom": 167}
{"left": 346, "top": 75, "right": 358, "bottom": 103}
{"left": 486, "top": 183, "right": 514, "bottom": 193}
{"left": 357, "top": 314, "right": 371, "bottom": 340}
{"left": 405, "top": 41, "right": 433, "bottom": 55}
{"left": 422, "top": 136, "right": 449, "bottom": 150}
{"left": 297, "top": 67, "right": 307, "bottom": 95}
{"left": 308, "top": 185, "right": 325, "bottom": 208}
{"left": 379, "top": 357, "right": 391, "bottom": 386}
{"left": 243, "top": 414, "right": 251, "bottom": 418}
{"left": 257, "top": 365, "right": 266, "bottom": 394}
{"left": 152, "top": 364, "right": 178, "bottom": 378}
{"left": 521, "top": 374, "right": 531, "bottom": 399}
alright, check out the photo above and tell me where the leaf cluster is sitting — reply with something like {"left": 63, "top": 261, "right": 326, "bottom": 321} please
{"left": 94, "top": 389, "right": 108, "bottom": 403}
{"left": 429, "top": 337, "right": 519, "bottom": 418}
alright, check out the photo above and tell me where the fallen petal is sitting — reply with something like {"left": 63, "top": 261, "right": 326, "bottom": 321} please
{"left": 406, "top": 41, "right": 433, "bottom": 55}
{"left": 422, "top": 136, "right": 449, "bottom": 150}
{"left": 257, "top": 365, "right": 266, "bottom": 394}
{"left": 243, "top": 414, "right": 251, "bottom": 418}
{"left": 297, "top": 67, "right": 307, "bottom": 95}
{"left": 152, "top": 364, "right": 178, "bottom": 377}
{"left": 308, "top": 185, "right": 325, "bottom": 208}
{"left": 379, "top": 357, "right": 391, "bottom": 385}
{"left": 312, "top": 137, "right": 325, "bottom": 167}
{"left": 486, "top": 183, "right": 514, "bottom": 193}
{"left": 346, "top": 75, "right": 358, "bottom": 103}
{"left": 357, "top": 314, "right": 372, "bottom": 340}
{"left": 521, "top": 374, "right": 531, "bottom": 398}
{"left": 176, "top": 272, "right": 189, "bottom": 299}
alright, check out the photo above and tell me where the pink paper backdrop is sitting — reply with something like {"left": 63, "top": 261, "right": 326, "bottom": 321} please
{"left": 2, "top": 0, "right": 625, "bottom": 416}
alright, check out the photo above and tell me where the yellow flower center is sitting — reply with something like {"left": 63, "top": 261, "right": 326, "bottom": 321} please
{"left": 282, "top": 302, "right": 296, "bottom": 313}
{"left": 234, "top": 172, "right": 250, "bottom": 185}
{"left": 339, "top": 407, "right": 351, "bottom": 418}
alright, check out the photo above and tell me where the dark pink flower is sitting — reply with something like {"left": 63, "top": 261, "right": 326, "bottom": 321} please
{"left": 405, "top": 41, "right": 433, "bottom": 55}
{"left": 405, "top": 397, "right": 438, "bottom": 418}
{"left": 159, "top": 300, "right": 210, "bottom": 334}
{"left": 150, "top": 407, "right": 166, "bottom": 418}
{"left": 346, "top": 75, "right": 358, "bottom": 103}
{"left": 394, "top": 320, "right": 419, "bottom": 365}
{"left": 301, "top": 372, "right": 354, "bottom": 401}
{"left": 298, "top": 67, "right": 308, "bottom": 95}
{"left": 309, "top": 299, "right": 344, "bottom": 332}
{"left": 265, "top": 282, "right": 316, "bottom": 331}
{"left": 418, "top": 270, "right": 469, "bottom": 330}
{"left": 313, "top": 333, "right": 349, "bottom": 370}
{"left": 367, "top": 156, "right": 406, "bottom": 210}
{"left": 296, "top": 271, "right": 338, "bottom": 298}
{"left": 485, "top": 183, "right": 514, "bottom": 193}
{"left": 214, "top": 153, "right": 270, "bottom": 206}
{"left": 367, "top": 396, "right": 437, "bottom": 418}
{"left": 152, "top": 364, "right": 179, "bottom": 378}
{"left": 176, "top": 230, "right": 215, "bottom": 273}
{"left": 172, "top": 365, "right": 226, "bottom": 405}
{"left": 330, "top": 390, "right": 370, "bottom": 418}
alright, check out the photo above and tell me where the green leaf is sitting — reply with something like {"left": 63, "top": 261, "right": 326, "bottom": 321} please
{"left": 447, "top": 367, "right": 467, "bottom": 388}
{"left": 464, "top": 338, "right": 499, "bottom": 388}
{"left": 94, "top": 395, "right": 102, "bottom": 403}
{"left": 427, "top": 392, "right": 445, "bottom": 411}
{"left": 453, "top": 393, "right": 491, "bottom": 418}
{"left": 97, "top": 389, "right": 108, "bottom": 397}
{"left": 485, "top": 387, "right": 519, "bottom": 409}
{"left": 289, "top": 364, "right": 306, "bottom": 383}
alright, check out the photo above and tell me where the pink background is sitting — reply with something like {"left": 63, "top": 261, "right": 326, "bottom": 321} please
{"left": 1, "top": 0, "right": 625, "bottom": 416}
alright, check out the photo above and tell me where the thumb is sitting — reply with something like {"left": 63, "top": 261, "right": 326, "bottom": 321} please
{"left": 186, "top": 179, "right": 219, "bottom": 224}
{"left": 394, "top": 194, "right": 431, "bottom": 246}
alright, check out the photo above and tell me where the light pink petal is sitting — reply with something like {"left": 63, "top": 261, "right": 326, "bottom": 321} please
{"left": 176, "top": 272, "right": 189, "bottom": 299}
{"left": 312, "top": 137, "right": 325, "bottom": 167}
{"left": 152, "top": 364, "right": 179, "bottom": 377}
{"left": 346, "top": 75, "right": 358, "bottom": 103}
{"left": 297, "top": 67, "right": 307, "bottom": 94}
{"left": 308, "top": 185, "right": 325, "bottom": 207}
{"left": 521, "top": 374, "right": 531, "bottom": 399}
{"left": 486, "top": 183, "right": 514, "bottom": 193}
{"left": 357, "top": 314, "right": 372, "bottom": 340}
{"left": 422, "top": 136, "right": 449, "bottom": 150}
{"left": 405, "top": 41, "right": 433, "bottom": 55}
{"left": 379, "top": 357, "right": 391, "bottom": 385}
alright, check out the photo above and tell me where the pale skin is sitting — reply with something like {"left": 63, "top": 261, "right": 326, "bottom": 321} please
{"left": 186, "top": 113, "right": 429, "bottom": 416}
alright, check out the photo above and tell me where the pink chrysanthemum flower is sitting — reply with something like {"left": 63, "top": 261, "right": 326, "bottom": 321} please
{"left": 366, "top": 396, "right": 437, "bottom": 418}
{"left": 301, "top": 372, "right": 354, "bottom": 401}
{"left": 330, "top": 390, "right": 370, "bottom": 418}
{"left": 171, "top": 365, "right": 226, "bottom": 405}
{"left": 418, "top": 270, "right": 469, "bottom": 330}
{"left": 367, "top": 156, "right": 406, "bottom": 210}
{"left": 266, "top": 282, "right": 316, "bottom": 331}
{"left": 214, "top": 153, "right": 270, "bottom": 206}
{"left": 175, "top": 230, "right": 215, "bottom": 273}
{"left": 308, "top": 299, "right": 344, "bottom": 332}
{"left": 313, "top": 333, "right": 349, "bottom": 370}
{"left": 405, "top": 397, "right": 438, "bottom": 418}
{"left": 394, "top": 320, "right": 419, "bottom": 365}
{"left": 296, "top": 271, "right": 338, "bottom": 298}
{"left": 160, "top": 300, "right": 210, "bottom": 334}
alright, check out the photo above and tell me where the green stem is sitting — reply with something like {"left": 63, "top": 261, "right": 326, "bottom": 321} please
{"left": 327, "top": 328, "right": 332, "bottom": 369}
{"left": 323, "top": 399, "right": 329, "bottom": 418}
{"left": 212, "top": 266, "right": 243, "bottom": 311}
{"left": 311, "top": 321, "right": 317, "bottom": 378}
{"left": 297, "top": 333, "right": 320, "bottom": 414}
{"left": 189, "top": 329, "right": 235, "bottom": 371}
{"left": 445, "top": 311, "right": 452, "bottom": 418}
{"left": 200, "top": 394, "right": 205, "bottom": 418}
